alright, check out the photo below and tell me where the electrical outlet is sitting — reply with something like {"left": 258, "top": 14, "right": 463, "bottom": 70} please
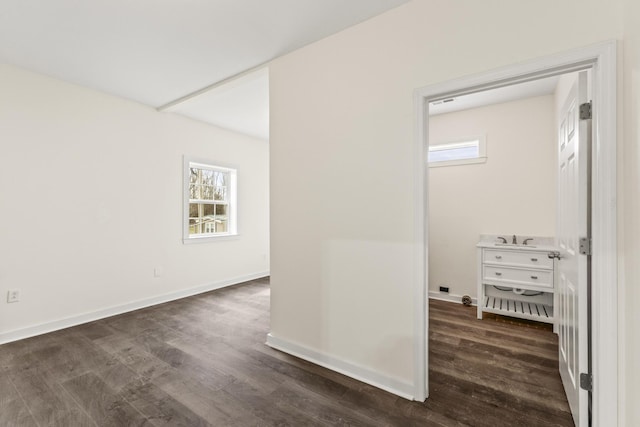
{"left": 439, "top": 286, "right": 449, "bottom": 293}
{"left": 7, "top": 289, "right": 20, "bottom": 303}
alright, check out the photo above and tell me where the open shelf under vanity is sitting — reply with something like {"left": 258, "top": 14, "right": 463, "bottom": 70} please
{"left": 481, "top": 295, "right": 554, "bottom": 324}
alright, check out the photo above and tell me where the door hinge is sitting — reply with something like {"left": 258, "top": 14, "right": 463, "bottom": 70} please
{"left": 580, "top": 373, "right": 593, "bottom": 392}
{"left": 579, "top": 237, "right": 592, "bottom": 256}
{"left": 580, "top": 101, "right": 592, "bottom": 120}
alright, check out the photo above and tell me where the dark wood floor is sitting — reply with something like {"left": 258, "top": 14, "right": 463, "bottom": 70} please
{"left": 0, "top": 278, "right": 573, "bottom": 426}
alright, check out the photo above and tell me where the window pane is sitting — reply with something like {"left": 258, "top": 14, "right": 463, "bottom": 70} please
{"left": 429, "top": 143, "right": 479, "bottom": 162}
{"left": 202, "top": 184, "right": 214, "bottom": 200}
{"left": 215, "top": 204, "right": 227, "bottom": 216}
{"left": 214, "top": 186, "right": 227, "bottom": 201}
{"left": 201, "top": 169, "right": 214, "bottom": 186}
{"left": 215, "top": 204, "right": 228, "bottom": 233}
{"left": 188, "top": 218, "right": 198, "bottom": 235}
{"left": 214, "top": 171, "right": 227, "bottom": 187}
{"left": 185, "top": 161, "right": 236, "bottom": 239}
{"left": 215, "top": 218, "right": 228, "bottom": 233}
{"left": 202, "top": 204, "right": 215, "bottom": 216}
{"left": 189, "top": 203, "right": 199, "bottom": 218}
{"left": 189, "top": 202, "right": 229, "bottom": 236}
{"left": 189, "top": 167, "right": 223, "bottom": 201}
{"left": 189, "top": 203, "right": 202, "bottom": 236}
{"left": 214, "top": 171, "right": 228, "bottom": 201}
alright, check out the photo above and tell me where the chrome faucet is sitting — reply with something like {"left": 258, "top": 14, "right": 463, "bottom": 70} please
{"left": 512, "top": 235, "right": 517, "bottom": 244}
{"left": 497, "top": 236, "right": 507, "bottom": 243}
{"left": 523, "top": 238, "right": 534, "bottom": 245}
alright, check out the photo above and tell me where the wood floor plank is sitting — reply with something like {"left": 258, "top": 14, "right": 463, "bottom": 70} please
{"left": 151, "top": 370, "right": 264, "bottom": 426}
{"left": 168, "top": 337, "right": 287, "bottom": 394}
{"left": 118, "top": 377, "right": 211, "bottom": 426}
{"left": 393, "top": 396, "right": 467, "bottom": 427}
{"left": 10, "top": 370, "right": 98, "bottom": 427}
{"left": 222, "top": 377, "right": 323, "bottom": 426}
{"left": 430, "top": 346, "right": 568, "bottom": 413}
{"left": 330, "top": 384, "right": 416, "bottom": 426}
{"left": 0, "top": 370, "right": 38, "bottom": 426}
{"left": 429, "top": 317, "right": 558, "bottom": 359}
{"left": 62, "top": 372, "right": 149, "bottom": 426}
{"left": 92, "top": 335, "right": 173, "bottom": 381}
{"left": 244, "top": 347, "right": 352, "bottom": 401}
{"left": 425, "top": 372, "right": 534, "bottom": 427}
{"left": 133, "top": 334, "right": 236, "bottom": 392}
{"left": 0, "top": 277, "right": 574, "bottom": 426}
{"left": 0, "top": 370, "right": 19, "bottom": 407}
{"left": 73, "top": 321, "right": 116, "bottom": 341}
{"left": 430, "top": 301, "right": 555, "bottom": 341}
{"left": 269, "top": 379, "right": 388, "bottom": 426}
{"left": 0, "top": 398, "right": 39, "bottom": 427}
{"left": 249, "top": 342, "right": 378, "bottom": 392}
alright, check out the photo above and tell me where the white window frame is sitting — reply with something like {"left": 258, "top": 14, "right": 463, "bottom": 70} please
{"left": 428, "top": 135, "right": 487, "bottom": 167}
{"left": 183, "top": 157, "right": 238, "bottom": 243}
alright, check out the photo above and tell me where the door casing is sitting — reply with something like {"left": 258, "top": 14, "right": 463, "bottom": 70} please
{"left": 412, "top": 40, "right": 617, "bottom": 426}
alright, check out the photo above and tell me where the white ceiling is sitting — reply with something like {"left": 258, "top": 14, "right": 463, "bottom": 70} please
{"left": 429, "top": 76, "right": 560, "bottom": 116}
{"left": 166, "top": 67, "right": 270, "bottom": 140}
{"left": 0, "top": 0, "right": 409, "bottom": 139}
{"left": 0, "top": 1, "right": 561, "bottom": 141}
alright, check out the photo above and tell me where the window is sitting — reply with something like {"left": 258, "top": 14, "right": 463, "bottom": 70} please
{"left": 428, "top": 136, "right": 487, "bottom": 167}
{"left": 184, "top": 158, "right": 237, "bottom": 242}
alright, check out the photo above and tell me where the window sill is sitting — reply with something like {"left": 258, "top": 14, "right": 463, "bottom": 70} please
{"left": 183, "top": 233, "right": 239, "bottom": 244}
{"left": 428, "top": 156, "right": 487, "bottom": 168}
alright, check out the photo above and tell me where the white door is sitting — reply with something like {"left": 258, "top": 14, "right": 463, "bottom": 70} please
{"left": 556, "top": 71, "right": 590, "bottom": 427}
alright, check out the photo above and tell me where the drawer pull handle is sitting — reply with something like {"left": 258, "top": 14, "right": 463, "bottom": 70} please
{"left": 531, "top": 258, "right": 538, "bottom": 262}
{"left": 495, "top": 255, "right": 502, "bottom": 259}
{"left": 495, "top": 272, "right": 502, "bottom": 276}
{"left": 531, "top": 275, "right": 538, "bottom": 279}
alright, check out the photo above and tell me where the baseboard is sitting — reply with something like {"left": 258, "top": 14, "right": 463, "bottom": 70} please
{"left": 428, "top": 291, "right": 477, "bottom": 306}
{"left": 0, "top": 271, "right": 270, "bottom": 345}
{"left": 265, "top": 333, "right": 415, "bottom": 400}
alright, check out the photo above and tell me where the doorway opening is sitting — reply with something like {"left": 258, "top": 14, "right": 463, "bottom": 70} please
{"left": 426, "top": 70, "right": 582, "bottom": 424}
{"left": 413, "top": 41, "right": 617, "bottom": 426}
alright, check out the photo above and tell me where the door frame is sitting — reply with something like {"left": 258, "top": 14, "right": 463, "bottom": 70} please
{"left": 412, "top": 40, "right": 617, "bottom": 425}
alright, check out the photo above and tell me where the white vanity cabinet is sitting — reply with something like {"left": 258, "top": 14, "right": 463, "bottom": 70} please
{"left": 477, "top": 242, "right": 557, "bottom": 327}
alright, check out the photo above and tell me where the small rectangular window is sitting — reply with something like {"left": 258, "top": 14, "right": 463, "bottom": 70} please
{"left": 428, "top": 136, "right": 487, "bottom": 167}
{"left": 184, "top": 158, "right": 237, "bottom": 242}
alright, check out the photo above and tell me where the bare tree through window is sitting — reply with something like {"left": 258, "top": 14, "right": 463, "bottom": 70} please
{"left": 186, "top": 163, "right": 234, "bottom": 237}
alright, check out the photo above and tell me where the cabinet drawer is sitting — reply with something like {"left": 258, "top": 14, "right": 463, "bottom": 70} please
{"left": 483, "top": 249, "right": 553, "bottom": 269}
{"left": 483, "top": 266, "right": 553, "bottom": 289}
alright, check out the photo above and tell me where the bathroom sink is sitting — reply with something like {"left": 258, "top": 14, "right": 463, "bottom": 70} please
{"left": 477, "top": 235, "right": 555, "bottom": 251}
{"left": 493, "top": 243, "right": 537, "bottom": 248}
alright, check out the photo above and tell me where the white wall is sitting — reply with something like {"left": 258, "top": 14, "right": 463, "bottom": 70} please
{"left": 0, "top": 64, "right": 270, "bottom": 341}
{"left": 622, "top": 0, "right": 640, "bottom": 423}
{"left": 269, "top": 0, "right": 631, "bottom": 412}
{"left": 428, "top": 96, "right": 556, "bottom": 300}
